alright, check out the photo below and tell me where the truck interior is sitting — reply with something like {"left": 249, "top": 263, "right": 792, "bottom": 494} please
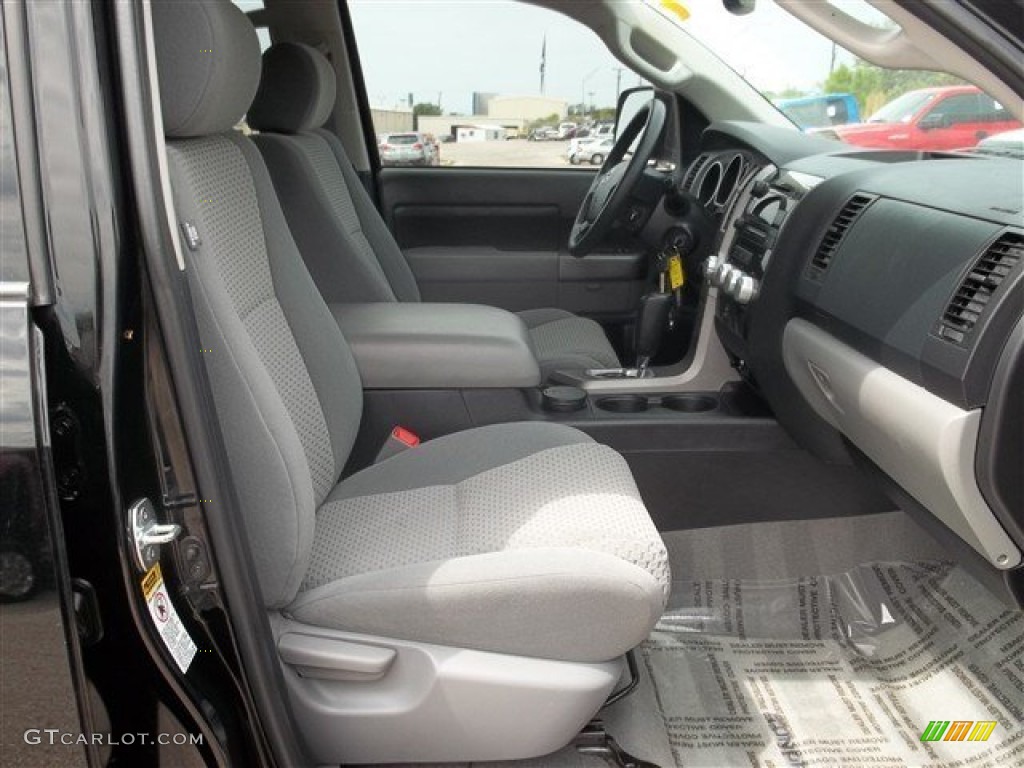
{"left": 41, "top": 0, "right": 1020, "bottom": 764}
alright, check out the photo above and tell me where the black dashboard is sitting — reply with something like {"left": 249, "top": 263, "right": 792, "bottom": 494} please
{"left": 679, "top": 121, "right": 1024, "bottom": 593}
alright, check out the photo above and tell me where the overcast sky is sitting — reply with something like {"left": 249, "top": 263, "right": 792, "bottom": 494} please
{"left": 350, "top": 1, "right": 630, "bottom": 114}
{"left": 347, "top": 0, "right": 883, "bottom": 114}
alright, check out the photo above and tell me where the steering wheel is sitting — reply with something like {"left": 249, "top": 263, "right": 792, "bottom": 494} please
{"left": 568, "top": 97, "right": 668, "bottom": 256}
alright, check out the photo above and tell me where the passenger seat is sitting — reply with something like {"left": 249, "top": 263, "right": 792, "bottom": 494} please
{"left": 247, "top": 42, "right": 622, "bottom": 378}
{"left": 151, "top": 1, "right": 667, "bottom": 763}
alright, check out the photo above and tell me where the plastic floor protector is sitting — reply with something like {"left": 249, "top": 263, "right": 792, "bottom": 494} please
{"left": 625, "top": 561, "right": 1024, "bottom": 767}
{"left": 372, "top": 560, "right": 1024, "bottom": 768}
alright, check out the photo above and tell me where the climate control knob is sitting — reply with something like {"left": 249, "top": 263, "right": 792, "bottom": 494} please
{"left": 724, "top": 269, "right": 744, "bottom": 297}
{"left": 734, "top": 275, "right": 760, "bottom": 304}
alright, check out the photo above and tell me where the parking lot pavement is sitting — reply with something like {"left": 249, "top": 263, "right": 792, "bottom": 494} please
{"left": 1, "top": 595, "right": 88, "bottom": 767}
{"left": 435, "top": 138, "right": 594, "bottom": 168}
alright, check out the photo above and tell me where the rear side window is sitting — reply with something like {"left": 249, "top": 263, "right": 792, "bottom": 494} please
{"left": 232, "top": 0, "right": 271, "bottom": 51}
{"left": 978, "top": 94, "right": 1011, "bottom": 121}
{"left": 349, "top": 0, "right": 629, "bottom": 169}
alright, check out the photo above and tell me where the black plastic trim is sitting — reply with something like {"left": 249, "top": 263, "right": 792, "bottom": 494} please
{"left": 2, "top": 0, "right": 54, "bottom": 304}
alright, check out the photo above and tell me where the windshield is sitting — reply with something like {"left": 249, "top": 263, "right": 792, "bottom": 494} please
{"left": 643, "top": 0, "right": 1019, "bottom": 150}
{"left": 866, "top": 90, "right": 936, "bottom": 124}
{"left": 350, "top": 0, "right": 1019, "bottom": 165}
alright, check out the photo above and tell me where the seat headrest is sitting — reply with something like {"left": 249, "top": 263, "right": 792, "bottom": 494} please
{"left": 248, "top": 43, "right": 337, "bottom": 134}
{"left": 152, "top": 0, "right": 262, "bottom": 138}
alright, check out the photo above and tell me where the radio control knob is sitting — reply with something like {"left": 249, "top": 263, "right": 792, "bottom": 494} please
{"left": 735, "top": 275, "right": 760, "bottom": 304}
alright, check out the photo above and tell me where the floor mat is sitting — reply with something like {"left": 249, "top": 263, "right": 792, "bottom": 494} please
{"left": 624, "top": 561, "right": 1024, "bottom": 767}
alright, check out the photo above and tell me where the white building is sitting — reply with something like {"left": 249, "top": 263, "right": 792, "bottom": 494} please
{"left": 486, "top": 95, "right": 568, "bottom": 121}
{"left": 417, "top": 95, "right": 568, "bottom": 142}
{"left": 456, "top": 125, "right": 508, "bottom": 142}
{"left": 369, "top": 107, "right": 413, "bottom": 135}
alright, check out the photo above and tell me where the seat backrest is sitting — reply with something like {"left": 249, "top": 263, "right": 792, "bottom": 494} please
{"left": 152, "top": 0, "right": 363, "bottom": 608}
{"left": 248, "top": 43, "right": 421, "bottom": 305}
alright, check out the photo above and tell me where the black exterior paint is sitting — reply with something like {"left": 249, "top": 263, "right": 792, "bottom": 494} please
{"left": 1, "top": 0, "right": 1021, "bottom": 766}
{"left": 1, "top": 2, "right": 262, "bottom": 765}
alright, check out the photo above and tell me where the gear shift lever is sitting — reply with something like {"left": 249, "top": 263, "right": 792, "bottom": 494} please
{"left": 634, "top": 291, "right": 673, "bottom": 376}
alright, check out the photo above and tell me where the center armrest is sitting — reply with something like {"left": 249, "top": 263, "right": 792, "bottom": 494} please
{"left": 330, "top": 303, "right": 541, "bottom": 389}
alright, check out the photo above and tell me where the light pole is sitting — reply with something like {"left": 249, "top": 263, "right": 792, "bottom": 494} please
{"left": 581, "top": 67, "right": 600, "bottom": 119}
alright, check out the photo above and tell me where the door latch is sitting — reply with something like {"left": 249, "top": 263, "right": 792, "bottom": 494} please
{"left": 129, "top": 498, "right": 182, "bottom": 573}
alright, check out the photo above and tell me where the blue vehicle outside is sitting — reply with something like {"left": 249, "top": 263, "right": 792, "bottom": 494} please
{"left": 775, "top": 93, "right": 860, "bottom": 131}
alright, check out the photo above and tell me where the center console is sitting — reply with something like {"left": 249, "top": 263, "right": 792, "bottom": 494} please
{"left": 332, "top": 286, "right": 885, "bottom": 530}
{"left": 331, "top": 303, "right": 541, "bottom": 389}
{"left": 709, "top": 167, "right": 822, "bottom": 369}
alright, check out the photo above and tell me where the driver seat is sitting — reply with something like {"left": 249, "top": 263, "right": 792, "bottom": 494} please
{"left": 247, "top": 42, "right": 621, "bottom": 377}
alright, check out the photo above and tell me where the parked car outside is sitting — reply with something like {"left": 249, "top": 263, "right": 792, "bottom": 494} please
{"left": 378, "top": 132, "right": 434, "bottom": 166}
{"left": 820, "top": 85, "right": 1020, "bottom": 150}
{"left": 566, "top": 122, "right": 616, "bottom": 161}
{"left": 566, "top": 136, "right": 598, "bottom": 161}
{"left": 775, "top": 93, "right": 860, "bottom": 130}
{"left": 971, "top": 127, "right": 1024, "bottom": 159}
{"left": 572, "top": 137, "right": 615, "bottom": 165}
{"left": 421, "top": 133, "right": 441, "bottom": 164}
{"left": 528, "top": 126, "right": 558, "bottom": 141}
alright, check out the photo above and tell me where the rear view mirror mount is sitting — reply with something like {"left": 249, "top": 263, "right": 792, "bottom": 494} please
{"left": 723, "top": 0, "right": 756, "bottom": 16}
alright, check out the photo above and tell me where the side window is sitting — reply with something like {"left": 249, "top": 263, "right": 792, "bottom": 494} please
{"left": 925, "top": 93, "right": 983, "bottom": 124}
{"left": 349, "top": 0, "right": 631, "bottom": 168}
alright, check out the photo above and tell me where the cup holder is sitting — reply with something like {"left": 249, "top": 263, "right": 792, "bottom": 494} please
{"left": 661, "top": 395, "right": 717, "bottom": 413}
{"left": 595, "top": 395, "right": 649, "bottom": 413}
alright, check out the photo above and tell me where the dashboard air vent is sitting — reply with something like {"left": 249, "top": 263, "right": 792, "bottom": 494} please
{"left": 938, "top": 230, "right": 1023, "bottom": 344}
{"left": 807, "top": 193, "right": 874, "bottom": 280}
{"left": 682, "top": 154, "right": 709, "bottom": 191}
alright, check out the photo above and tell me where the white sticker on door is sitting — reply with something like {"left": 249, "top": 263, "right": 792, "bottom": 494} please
{"left": 142, "top": 564, "right": 197, "bottom": 674}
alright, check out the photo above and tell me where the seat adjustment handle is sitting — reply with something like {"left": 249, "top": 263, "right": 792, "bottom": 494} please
{"left": 278, "top": 633, "right": 397, "bottom": 682}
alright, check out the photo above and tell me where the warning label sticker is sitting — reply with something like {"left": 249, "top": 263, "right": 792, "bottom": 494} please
{"left": 142, "top": 564, "right": 197, "bottom": 674}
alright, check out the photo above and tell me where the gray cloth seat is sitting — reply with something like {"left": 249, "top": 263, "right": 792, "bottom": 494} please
{"left": 292, "top": 422, "right": 669, "bottom": 661}
{"left": 152, "top": 0, "right": 667, "bottom": 665}
{"left": 246, "top": 42, "right": 621, "bottom": 378}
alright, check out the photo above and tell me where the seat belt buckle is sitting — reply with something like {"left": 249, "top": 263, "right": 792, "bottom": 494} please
{"left": 375, "top": 426, "right": 421, "bottom": 463}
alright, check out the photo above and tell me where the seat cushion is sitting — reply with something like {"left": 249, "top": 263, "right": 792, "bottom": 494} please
{"left": 287, "top": 423, "right": 669, "bottom": 662}
{"left": 518, "top": 308, "right": 621, "bottom": 377}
